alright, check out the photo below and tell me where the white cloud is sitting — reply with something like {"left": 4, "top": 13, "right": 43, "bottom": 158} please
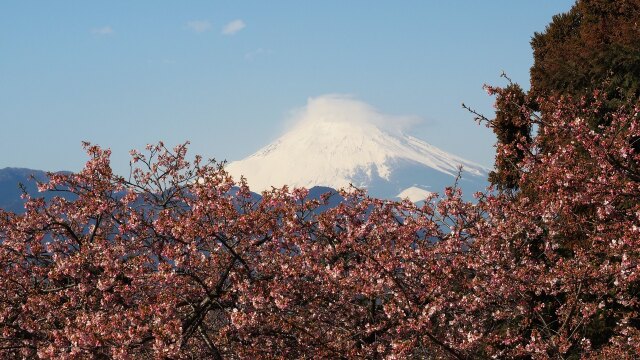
{"left": 244, "top": 48, "right": 273, "bottom": 61}
{"left": 187, "top": 20, "right": 212, "bottom": 33}
{"left": 91, "top": 26, "right": 114, "bottom": 35}
{"left": 222, "top": 19, "right": 246, "bottom": 35}
{"left": 287, "top": 94, "right": 423, "bottom": 135}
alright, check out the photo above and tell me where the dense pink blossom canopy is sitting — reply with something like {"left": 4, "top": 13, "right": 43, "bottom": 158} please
{"left": 1, "top": 92, "right": 639, "bottom": 358}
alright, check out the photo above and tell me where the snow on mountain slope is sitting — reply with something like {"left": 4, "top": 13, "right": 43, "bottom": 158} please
{"left": 226, "top": 95, "right": 489, "bottom": 199}
{"left": 396, "top": 186, "right": 433, "bottom": 203}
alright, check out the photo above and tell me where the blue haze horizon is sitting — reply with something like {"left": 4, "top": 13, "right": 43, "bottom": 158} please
{"left": 0, "top": 1, "right": 574, "bottom": 176}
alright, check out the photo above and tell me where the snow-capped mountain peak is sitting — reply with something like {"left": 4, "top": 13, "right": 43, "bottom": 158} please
{"left": 226, "top": 95, "right": 488, "bottom": 199}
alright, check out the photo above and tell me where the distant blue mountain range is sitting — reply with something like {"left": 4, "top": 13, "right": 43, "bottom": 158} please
{"left": 0, "top": 168, "right": 55, "bottom": 213}
{"left": 0, "top": 168, "right": 345, "bottom": 214}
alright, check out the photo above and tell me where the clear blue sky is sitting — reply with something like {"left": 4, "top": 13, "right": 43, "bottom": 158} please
{"left": 0, "top": 1, "right": 575, "bottom": 175}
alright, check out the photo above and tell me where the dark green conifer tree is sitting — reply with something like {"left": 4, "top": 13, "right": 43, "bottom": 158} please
{"left": 530, "top": 0, "right": 640, "bottom": 102}
{"left": 487, "top": 84, "right": 531, "bottom": 191}
{"left": 489, "top": 0, "right": 640, "bottom": 191}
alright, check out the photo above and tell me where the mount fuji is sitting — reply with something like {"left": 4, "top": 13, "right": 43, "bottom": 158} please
{"left": 226, "top": 95, "right": 489, "bottom": 202}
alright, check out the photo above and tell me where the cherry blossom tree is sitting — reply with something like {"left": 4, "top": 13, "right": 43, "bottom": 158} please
{"left": 1, "top": 90, "right": 639, "bottom": 358}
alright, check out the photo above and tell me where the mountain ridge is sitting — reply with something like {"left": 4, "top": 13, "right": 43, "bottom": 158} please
{"left": 226, "top": 96, "right": 489, "bottom": 201}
